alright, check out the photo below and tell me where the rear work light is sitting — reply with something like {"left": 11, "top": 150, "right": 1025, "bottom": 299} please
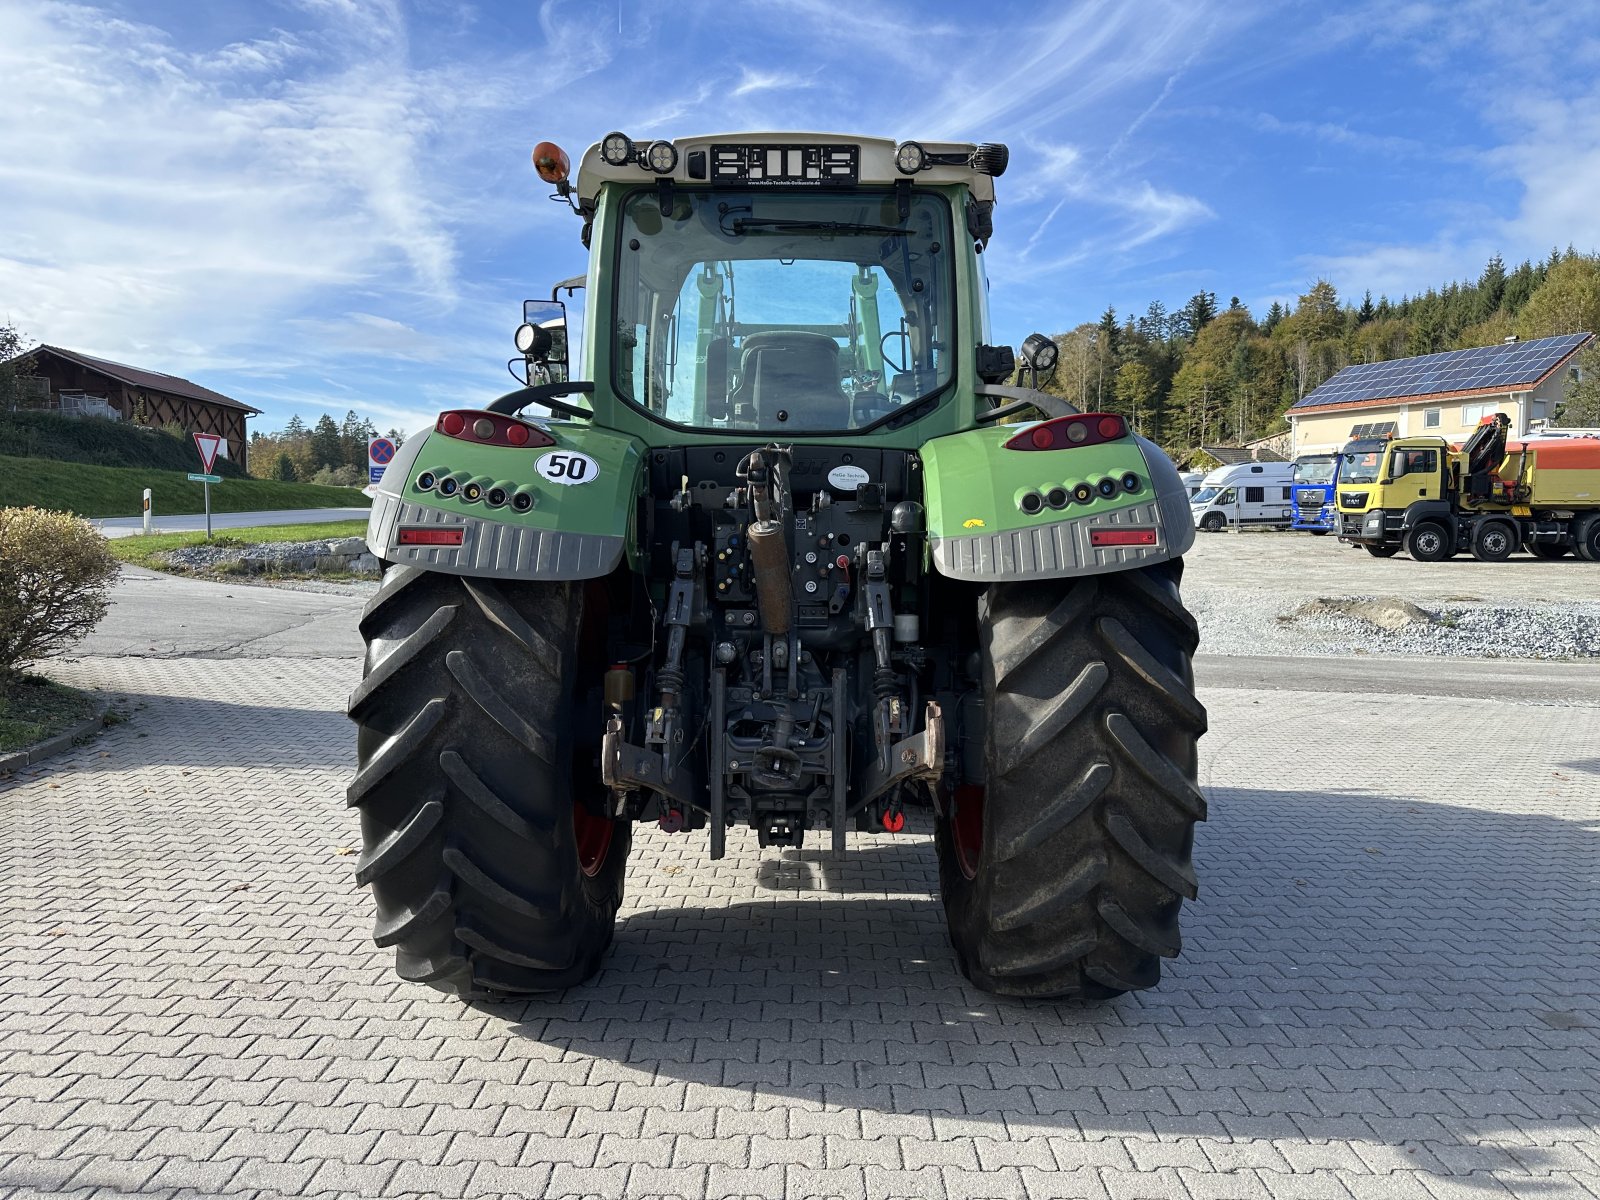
{"left": 435, "top": 410, "right": 554, "bottom": 449}
{"left": 397, "top": 526, "right": 466, "bottom": 546}
{"left": 1004, "top": 413, "right": 1128, "bottom": 451}
{"left": 1090, "top": 528, "right": 1157, "bottom": 547}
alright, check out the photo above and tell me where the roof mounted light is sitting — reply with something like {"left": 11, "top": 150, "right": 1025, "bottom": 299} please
{"left": 645, "top": 139, "right": 678, "bottom": 174}
{"left": 531, "top": 141, "right": 570, "bottom": 186}
{"left": 895, "top": 141, "right": 927, "bottom": 175}
{"left": 600, "top": 131, "right": 634, "bottom": 167}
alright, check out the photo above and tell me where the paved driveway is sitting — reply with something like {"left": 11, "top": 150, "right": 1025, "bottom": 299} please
{"left": 2, "top": 572, "right": 1598, "bottom": 1199}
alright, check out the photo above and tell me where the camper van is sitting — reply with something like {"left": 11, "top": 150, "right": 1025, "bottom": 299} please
{"left": 1190, "top": 461, "right": 1296, "bottom": 531}
{"left": 1179, "top": 471, "right": 1206, "bottom": 499}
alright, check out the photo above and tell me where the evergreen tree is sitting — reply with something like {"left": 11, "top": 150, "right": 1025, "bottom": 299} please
{"left": 1358, "top": 290, "right": 1376, "bottom": 323}
{"left": 1478, "top": 254, "right": 1506, "bottom": 315}
{"left": 1262, "top": 301, "right": 1285, "bottom": 333}
{"left": 271, "top": 452, "right": 298, "bottom": 482}
{"left": 283, "top": 414, "right": 307, "bottom": 439}
{"left": 310, "top": 414, "right": 343, "bottom": 470}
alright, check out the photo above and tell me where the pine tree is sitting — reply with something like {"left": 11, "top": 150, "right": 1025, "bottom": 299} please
{"left": 1263, "top": 301, "right": 1285, "bottom": 333}
{"left": 271, "top": 452, "right": 297, "bottom": 482}
{"left": 283, "top": 414, "right": 307, "bottom": 439}
{"left": 1478, "top": 254, "right": 1506, "bottom": 315}
{"left": 1358, "top": 290, "right": 1376, "bottom": 323}
{"left": 310, "top": 414, "right": 343, "bottom": 470}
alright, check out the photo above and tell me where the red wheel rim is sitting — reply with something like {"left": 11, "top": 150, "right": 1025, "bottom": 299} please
{"left": 573, "top": 801, "right": 614, "bottom": 878}
{"left": 952, "top": 784, "right": 985, "bottom": 880}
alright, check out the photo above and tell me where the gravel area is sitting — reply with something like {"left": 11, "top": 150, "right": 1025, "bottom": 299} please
{"left": 161, "top": 536, "right": 379, "bottom": 577}
{"left": 1185, "top": 530, "right": 1600, "bottom": 659}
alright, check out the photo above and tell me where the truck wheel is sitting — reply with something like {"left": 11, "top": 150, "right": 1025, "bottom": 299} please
{"left": 1405, "top": 521, "right": 1452, "bottom": 562}
{"left": 1199, "top": 513, "right": 1225, "bottom": 532}
{"left": 347, "top": 567, "right": 628, "bottom": 998}
{"left": 1471, "top": 523, "right": 1515, "bottom": 562}
{"left": 1364, "top": 544, "right": 1400, "bottom": 558}
{"left": 1576, "top": 517, "right": 1600, "bottom": 562}
{"left": 936, "top": 561, "right": 1206, "bottom": 998}
{"left": 1310, "top": 528, "right": 1330, "bottom": 536}
{"left": 1524, "top": 541, "right": 1569, "bottom": 560}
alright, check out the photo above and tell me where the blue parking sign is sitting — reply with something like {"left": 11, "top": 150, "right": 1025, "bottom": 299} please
{"left": 370, "top": 466, "right": 386, "bottom": 484}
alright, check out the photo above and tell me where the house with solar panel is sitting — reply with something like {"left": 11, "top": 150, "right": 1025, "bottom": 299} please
{"left": 1288, "top": 332, "right": 1594, "bottom": 456}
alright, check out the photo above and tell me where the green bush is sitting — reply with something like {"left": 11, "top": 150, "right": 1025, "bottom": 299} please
{"left": 0, "top": 507, "right": 120, "bottom": 679}
{"left": 0, "top": 410, "right": 247, "bottom": 477}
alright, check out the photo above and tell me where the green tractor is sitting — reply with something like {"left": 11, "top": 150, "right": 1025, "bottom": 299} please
{"left": 347, "top": 132, "right": 1206, "bottom": 1000}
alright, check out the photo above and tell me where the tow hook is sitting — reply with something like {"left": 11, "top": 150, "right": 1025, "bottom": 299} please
{"left": 658, "top": 807, "right": 685, "bottom": 833}
{"left": 880, "top": 799, "right": 905, "bottom": 833}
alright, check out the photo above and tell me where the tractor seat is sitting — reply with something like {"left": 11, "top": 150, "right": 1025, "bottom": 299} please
{"left": 732, "top": 332, "right": 849, "bottom": 429}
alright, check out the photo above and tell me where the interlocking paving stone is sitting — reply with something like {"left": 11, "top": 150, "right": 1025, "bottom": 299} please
{"left": 2, "top": 645, "right": 1598, "bottom": 1200}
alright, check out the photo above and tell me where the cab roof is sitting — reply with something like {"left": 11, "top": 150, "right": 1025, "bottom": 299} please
{"left": 575, "top": 132, "right": 999, "bottom": 205}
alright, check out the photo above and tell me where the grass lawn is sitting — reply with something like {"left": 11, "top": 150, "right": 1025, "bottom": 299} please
{"left": 107, "top": 520, "right": 370, "bottom": 570}
{"left": 0, "top": 675, "right": 99, "bottom": 756}
{"left": 0, "top": 454, "right": 369, "bottom": 519}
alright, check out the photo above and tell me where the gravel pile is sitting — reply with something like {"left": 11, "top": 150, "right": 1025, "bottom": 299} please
{"left": 161, "top": 536, "right": 381, "bottom": 577}
{"left": 1187, "top": 582, "right": 1600, "bottom": 660}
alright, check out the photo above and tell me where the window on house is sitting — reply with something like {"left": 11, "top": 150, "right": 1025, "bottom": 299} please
{"left": 1461, "top": 401, "right": 1497, "bottom": 424}
{"left": 1423, "top": 408, "right": 1441, "bottom": 428}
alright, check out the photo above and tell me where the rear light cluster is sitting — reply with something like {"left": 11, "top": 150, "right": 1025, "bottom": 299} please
{"left": 1016, "top": 472, "right": 1142, "bottom": 514}
{"left": 435, "top": 409, "right": 554, "bottom": 449}
{"left": 1003, "top": 413, "right": 1127, "bottom": 452}
{"left": 415, "top": 468, "right": 535, "bottom": 512}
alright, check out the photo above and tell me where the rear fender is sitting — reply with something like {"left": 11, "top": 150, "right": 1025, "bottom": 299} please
{"left": 921, "top": 426, "right": 1194, "bottom": 581}
{"left": 365, "top": 418, "right": 643, "bottom": 579}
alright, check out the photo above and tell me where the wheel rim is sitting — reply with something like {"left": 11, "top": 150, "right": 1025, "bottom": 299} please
{"left": 573, "top": 802, "right": 614, "bottom": 877}
{"left": 952, "top": 784, "right": 985, "bottom": 880}
{"left": 1486, "top": 531, "right": 1508, "bottom": 555}
{"left": 1418, "top": 530, "right": 1441, "bottom": 556}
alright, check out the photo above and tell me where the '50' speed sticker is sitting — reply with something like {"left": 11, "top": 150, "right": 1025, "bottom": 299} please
{"left": 535, "top": 451, "right": 599, "bottom": 486}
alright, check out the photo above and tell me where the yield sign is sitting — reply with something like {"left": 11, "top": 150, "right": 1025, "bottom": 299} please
{"left": 193, "top": 432, "right": 224, "bottom": 474}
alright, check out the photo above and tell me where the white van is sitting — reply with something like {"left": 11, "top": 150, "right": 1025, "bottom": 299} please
{"left": 1190, "top": 462, "right": 1296, "bottom": 531}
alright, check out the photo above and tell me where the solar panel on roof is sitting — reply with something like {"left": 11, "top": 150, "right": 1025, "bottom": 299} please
{"left": 1291, "top": 332, "right": 1592, "bottom": 410}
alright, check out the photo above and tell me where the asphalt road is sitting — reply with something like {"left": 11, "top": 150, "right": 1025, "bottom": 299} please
{"left": 92, "top": 507, "right": 371, "bottom": 539}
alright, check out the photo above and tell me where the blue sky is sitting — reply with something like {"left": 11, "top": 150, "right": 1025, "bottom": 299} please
{"left": 3, "top": 0, "right": 1599, "bottom": 437}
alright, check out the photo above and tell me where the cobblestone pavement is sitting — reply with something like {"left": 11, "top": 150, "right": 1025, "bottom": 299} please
{"left": 3, "top": 646, "right": 1598, "bottom": 1200}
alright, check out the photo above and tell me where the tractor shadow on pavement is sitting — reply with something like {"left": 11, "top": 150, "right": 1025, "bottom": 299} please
{"left": 482, "top": 784, "right": 1598, "bottom": 1180}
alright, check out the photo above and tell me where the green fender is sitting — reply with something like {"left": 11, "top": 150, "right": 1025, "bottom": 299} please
{"left": 919, "top": 425, "right": 1195, "bottom": 580}
{"left": 365, "top": 416, "right": 643, "bottom": 579}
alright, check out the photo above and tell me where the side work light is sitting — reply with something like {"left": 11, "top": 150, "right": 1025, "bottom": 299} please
{"left": 645, "top": 140, "right": 678, "bottom": 173}
{"left": 894, "top": 141, "right": 927, "bottom": 175}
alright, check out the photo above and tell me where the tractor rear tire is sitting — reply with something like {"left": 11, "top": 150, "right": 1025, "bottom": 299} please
{"left": 935, "top": 560, "right": 1206, "bottom": 998}
{"left": 347, "top": 567, "right": 628, "bottom": 998}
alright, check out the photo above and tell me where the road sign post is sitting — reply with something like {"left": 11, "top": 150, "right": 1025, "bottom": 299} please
{"left": 368, "top": 435, "right": 396, "bottom": 487}
{"left": 192, "top": 434, "right": 225, "bottom": 540}
{"left": 142, "top": 488, "right": 151, "bottom": 535}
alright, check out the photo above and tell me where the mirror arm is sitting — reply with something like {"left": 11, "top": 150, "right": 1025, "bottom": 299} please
{"left": 974, "top": 383, "right": 1079, "bottom": 421}
{"left": 487, "top": 381, "right": 595, "bottom": 420}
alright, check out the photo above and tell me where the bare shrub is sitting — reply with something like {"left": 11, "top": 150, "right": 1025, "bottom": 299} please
{"left": 0, "top": 507, "right": 120, "bottom": 678}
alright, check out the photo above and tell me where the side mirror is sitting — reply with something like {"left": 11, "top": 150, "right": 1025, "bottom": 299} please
{"left": 517, "top": 298, "right": 568, "bottom": 383}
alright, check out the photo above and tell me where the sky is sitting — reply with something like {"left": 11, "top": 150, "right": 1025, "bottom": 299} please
{"left": 3, "top": 0, "right": 1600, "bottom": 437}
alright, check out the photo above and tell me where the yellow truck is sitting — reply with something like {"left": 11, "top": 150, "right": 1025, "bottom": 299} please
{"left": 1335, "top": 413, "right": 1600, "bottom": 561}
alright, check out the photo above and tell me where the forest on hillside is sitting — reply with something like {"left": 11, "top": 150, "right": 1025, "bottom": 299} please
{"left": 1032, "top": 250, "right": 1600, "bottom": 458}
{"left": 245, "top": 413, "right": 407, "bottom": 486}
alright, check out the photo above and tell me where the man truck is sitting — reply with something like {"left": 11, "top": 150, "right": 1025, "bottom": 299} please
{"left": 1335, "top": 414, "right": 1600, "bottom": 561}
{"left": 1290, "top": 453, "right": 1338, "bottom": 533}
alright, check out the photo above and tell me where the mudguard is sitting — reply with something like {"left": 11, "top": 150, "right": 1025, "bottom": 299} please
{"left": 364, "top": 416, "right": 643, "bottom": 579}
{"left": 921, "top": 426, "right": 1193, "bottom": 581}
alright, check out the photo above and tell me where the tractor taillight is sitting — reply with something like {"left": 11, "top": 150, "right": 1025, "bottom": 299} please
{"left": 1004, "top": 413, "right": 1127, "bottom": 451}
{"left": 435, "top": 409, "right": 554, "bottom": 449}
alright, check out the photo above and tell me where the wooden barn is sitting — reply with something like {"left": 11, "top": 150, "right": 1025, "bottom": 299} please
{"left": 8, "top": 345, "right": 262, "bottom": 466}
